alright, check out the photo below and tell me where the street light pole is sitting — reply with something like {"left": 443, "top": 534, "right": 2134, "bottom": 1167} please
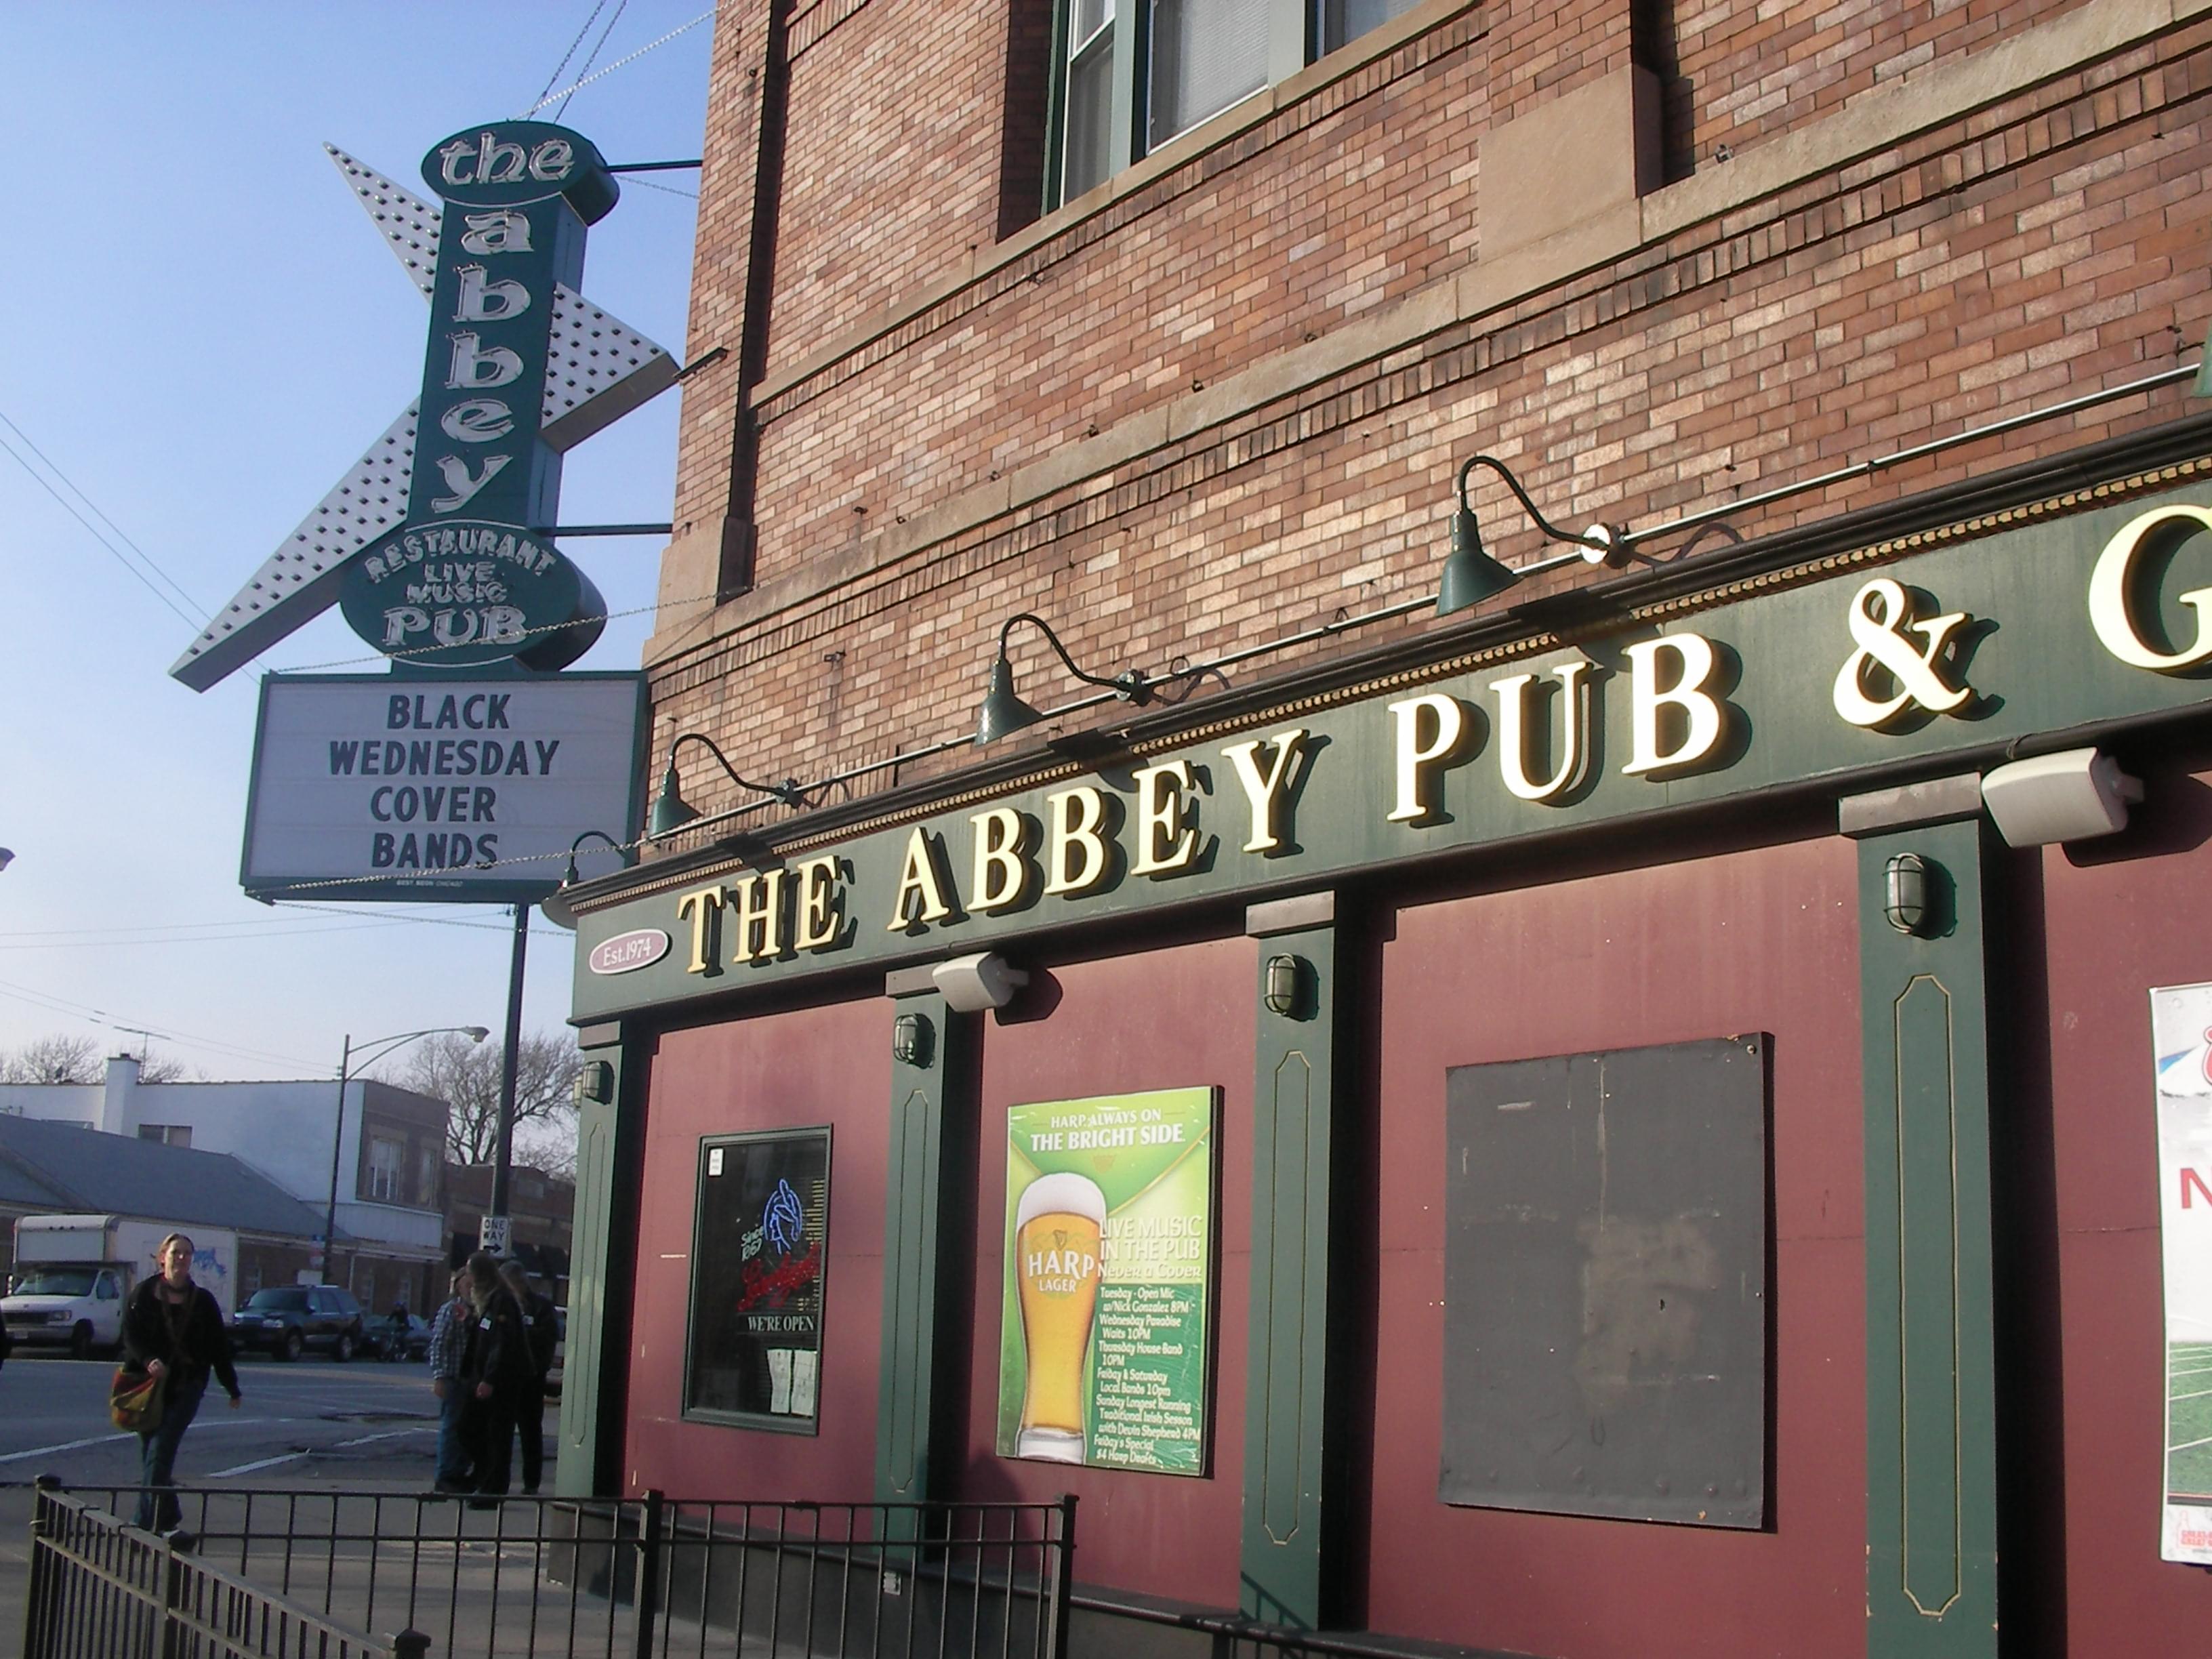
{"left": 323, "top": 1025, "right": 489, "bottom": 1289}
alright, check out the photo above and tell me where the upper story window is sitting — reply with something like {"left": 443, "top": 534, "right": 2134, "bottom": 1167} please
{"left": 136, "top": 1124, "right": 191, "bottom": 1147}
{"left": 1048, "top": 0, "right": 1422, "bottom": 208}
{"left": 366, "top": 1135, "right": 404, "bottom": 1202}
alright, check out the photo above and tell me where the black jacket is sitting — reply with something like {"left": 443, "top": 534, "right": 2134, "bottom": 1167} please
{"left": 520, "top": 1291, "right": 558, "bottom": 1383}
{"left": 121, "top": 1279, "right": 239, "bottom": 1399}
{"left": 461, "top": 1286, "right": 534, "bottom": 1395}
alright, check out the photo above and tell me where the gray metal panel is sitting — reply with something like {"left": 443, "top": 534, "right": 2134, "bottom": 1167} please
{"left": 168, "top": 405, "right": 418, "bottom": 690}
{"left": 1439, "top": 1035, "right": 1768, "bottom": 1526}
{"left": 324, "top": 143, "right": 440, "bottom": 299}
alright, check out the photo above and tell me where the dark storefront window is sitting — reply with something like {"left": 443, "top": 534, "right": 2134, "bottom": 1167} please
{"left": 683, "top": 1128, "right": 831, "bottom": 1431}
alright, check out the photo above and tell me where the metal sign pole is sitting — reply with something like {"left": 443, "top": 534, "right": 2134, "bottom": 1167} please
{"left": 488, "top": 903, "right": 529, "bottom": 1240}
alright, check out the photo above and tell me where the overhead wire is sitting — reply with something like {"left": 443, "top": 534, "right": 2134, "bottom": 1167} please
{"left": 0, "top": 974, "right": 327, "bottom": 1073}
{"left": 554, "top": 0, "right": 631, "bottom": 121}
{"left": 525, "top": 0, "right": 611, "bottom": 117}
{"left": 520, "top": 7, "right": 715, "bottom": 117}
{"left": 0, "top": 421, "right": 209, "bottom": 632}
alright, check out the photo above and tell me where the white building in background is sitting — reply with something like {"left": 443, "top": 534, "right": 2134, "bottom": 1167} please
{"left": 0, "top": 1056, "right": 448, "bottom": 1313}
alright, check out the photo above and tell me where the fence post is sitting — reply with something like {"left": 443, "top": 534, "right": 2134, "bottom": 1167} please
{"left": 158, "top": 1530, "right": 188, "bottom": 1659}
{"left": 22, "top": 1475, "right": 61, "bottom": 1659}
{"left": 390, "top": 1631, "right": 432, "bottom": 1658}
{"left": 630, "top": 1490, "right": 665, "bottom": 1659}
{"left": 1050, "top": 1495, "right": 1078, "bottom": 1659}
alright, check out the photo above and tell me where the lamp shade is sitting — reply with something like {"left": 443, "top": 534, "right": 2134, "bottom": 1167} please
{"left": 974, "top": 657, "right": 1044, "bottom": 746}
{"left": 647, "top": 760, "right": 701, "bottom": 837}
{"left": 1435, "top": 506, "right": 1522, "bottom": 618}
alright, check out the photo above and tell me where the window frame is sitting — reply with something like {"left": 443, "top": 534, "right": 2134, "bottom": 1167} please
{"left": 1045, "top": 0, "right": 1408, "bottom": 213}
{"left": 680, "top": 1126, "right": 834, "bottom": 1435}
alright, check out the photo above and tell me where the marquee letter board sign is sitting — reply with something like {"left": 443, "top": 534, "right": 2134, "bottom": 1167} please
{"left": 1440, "top": 1036, "right": 1769, "bottom": 1526}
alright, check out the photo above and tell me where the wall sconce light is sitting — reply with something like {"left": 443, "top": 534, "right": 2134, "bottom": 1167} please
{"left": 892, "top": 1010, "right": 933, "bottom": 1067}
{"left": 1980, "top": 746, "right": 2143, "bottom": 846}
{"left": 1435, "top": 454, "right": 1624, "bottom": 619}
{"left": 1263, "top": 953, "right": 1304, "bottom": 1017}
{"left": 1883, "top": 853, "right": 1933, "bottom": 936}
{"left": 573, "top": 1059, "right": 615, "bottom": 1105}
{"left": 541, "top": 830, "right": 635, "bottom": 930}
{"left": 974, "top": 612, "right": 1151, "bottom": 746}
{"left": 648, "top": 732, "right": 806, "bottom": 838}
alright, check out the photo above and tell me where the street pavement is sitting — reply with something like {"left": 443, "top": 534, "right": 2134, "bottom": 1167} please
{"left": 0, "top": 1348, "right": 543, "bottom": 1647}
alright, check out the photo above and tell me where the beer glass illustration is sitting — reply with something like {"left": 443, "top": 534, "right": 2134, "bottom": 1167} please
{"left": 1014, "top": 1171, "right": 1107, "bottom": 1461}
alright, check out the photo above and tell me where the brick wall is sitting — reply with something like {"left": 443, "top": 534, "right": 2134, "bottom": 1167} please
{"left": 646, "top": 0, "right": 2212, "bottom": 832}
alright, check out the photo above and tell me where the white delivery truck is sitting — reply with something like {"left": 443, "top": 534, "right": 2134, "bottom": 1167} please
{"left": 2, "top": 1216, "right": 239, "bottom": 1358}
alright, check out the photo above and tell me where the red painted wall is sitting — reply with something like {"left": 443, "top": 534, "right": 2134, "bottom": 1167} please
{"left": 622, "top": 996, "right": 890, "bottom": 1501}
{"left": 2034, "top": 746, "right": 2212, "bottom": 1654}
{"left": 1367, "top": 837, "right": 1866, "bottom": 1658}
{"left": 951, "top": 934, "right": 1256, "bottom": 1607}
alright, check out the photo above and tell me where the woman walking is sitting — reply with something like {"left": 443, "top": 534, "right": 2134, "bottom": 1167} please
{"left": 121, "top": 1233, "right": 241, "bottom": 1534}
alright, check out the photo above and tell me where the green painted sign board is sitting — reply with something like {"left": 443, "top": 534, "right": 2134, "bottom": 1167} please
{"left": 573, "top": 472, "right": 2212, "bottom": 1021}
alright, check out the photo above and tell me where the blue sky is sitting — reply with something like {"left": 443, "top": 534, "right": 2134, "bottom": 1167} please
{"left": 0, "top": 6, "right": 713, "bottom": 1079}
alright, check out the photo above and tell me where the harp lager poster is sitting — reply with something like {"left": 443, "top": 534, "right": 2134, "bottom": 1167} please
{"left": 2154, "top": 983, "right": 2212, "bottom": 1563}
{"left": 998, "top": 1087, "right": 1216, "bottom": 1475}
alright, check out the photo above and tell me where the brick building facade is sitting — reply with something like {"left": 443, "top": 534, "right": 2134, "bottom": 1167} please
{"left": 553, "top": 3, "right": 2212, "bottom": 1656}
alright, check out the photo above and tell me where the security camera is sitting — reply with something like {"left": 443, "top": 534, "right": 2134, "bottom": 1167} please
{"left": 932, "top": 951, "right": 1029, "bottom": 1012}
{"left": 1980, "top": 747, "right": 2143, "bottom": 846}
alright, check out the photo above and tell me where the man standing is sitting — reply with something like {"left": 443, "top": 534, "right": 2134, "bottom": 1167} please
{"left": 499, "top": 1261, "right": 558, "bottom": 1494}
{"left": 425, "top": 1269, "right": 473, "bottom": 1494}
{"left": 461, "top": 1251, "right": 531, "bottom": 1506}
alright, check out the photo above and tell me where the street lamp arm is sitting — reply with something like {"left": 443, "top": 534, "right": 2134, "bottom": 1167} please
{"left": 323, "top": 1023, "right": 491, "bottom": 1292}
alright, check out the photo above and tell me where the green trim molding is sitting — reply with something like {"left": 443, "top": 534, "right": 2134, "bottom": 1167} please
{"left": 1855, "top": 816, "right": 1999, "bottom": 1657}
{"left": 1242, "top": 893, "right": 1341, "bottom": 1629}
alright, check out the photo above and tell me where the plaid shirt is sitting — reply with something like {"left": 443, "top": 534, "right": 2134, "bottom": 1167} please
{"left": 425, "top": 1296, "right": 470, "bottom": 1380}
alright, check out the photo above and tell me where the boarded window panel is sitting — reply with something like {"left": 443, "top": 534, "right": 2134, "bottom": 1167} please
{"left": 1440, "top": 1036, "right": 1769, "bottom": 1526}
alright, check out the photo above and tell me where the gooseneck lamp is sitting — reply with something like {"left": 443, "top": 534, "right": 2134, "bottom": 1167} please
{"left": 1436, "top": 455, "right": 1620, "bottom": 619}
{"left": 648, "top": 733, "right": 806, "bottom": 838}
{"left": 974, "top": 613, "right": 1152, "bottom": 746}
{"left": 541, "top": 830, "right": 636, "bottom": 930}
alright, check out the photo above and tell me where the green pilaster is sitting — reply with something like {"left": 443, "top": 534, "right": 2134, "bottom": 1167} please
{"left": 876, "top": 988, "right": 966, "bottom": 1506}
{"left": 556, "top": 1025, "right": 642, "bottom": 1498}
{"left": 1241, "top": 895, "right": 1340, "bottom": 1630}
{"left": 1857, "top": 815, "right": 1999, "bottom": 1658}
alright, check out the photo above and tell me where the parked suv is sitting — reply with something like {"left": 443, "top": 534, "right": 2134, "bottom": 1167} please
{"left": 236, "top": 1285, "right": 366, "bottom": 1361}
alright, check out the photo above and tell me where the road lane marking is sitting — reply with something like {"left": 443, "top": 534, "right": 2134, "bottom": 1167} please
{"left": 209, "top": 1426, "right": 428, "bottom": 1478}
{"left": 208, "top": 1452, "right": 307, "bottom": 1477}
{"left": 0, "top": 1434, "right": 133, "bottom": 1464}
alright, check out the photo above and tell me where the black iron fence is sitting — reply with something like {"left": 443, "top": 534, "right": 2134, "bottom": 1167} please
{"left": 24, "top": 1479, "right": 1076, "bottom": 1659}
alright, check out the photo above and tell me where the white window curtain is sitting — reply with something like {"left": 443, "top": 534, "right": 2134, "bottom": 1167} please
{"left": 1149, "top": 0, "right": 1271, "bottom": 148}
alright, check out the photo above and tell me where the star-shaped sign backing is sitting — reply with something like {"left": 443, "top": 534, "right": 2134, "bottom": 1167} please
{"left": 169, "top": 145, "right": 680, "bottom": 691}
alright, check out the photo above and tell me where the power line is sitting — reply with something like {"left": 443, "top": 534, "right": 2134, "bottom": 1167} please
{"left": 555, "top": 0, "right": 631, "bottom": 121}
{"left": 520, "top": 7, "right": 714, "bottom": 117}
{"left": 0, "top": 975, "right": 327, "bottom": 1073}
{"left": 0, "top": 426, "right": 207, "bottom": 631}
{"left": 526, "top": 0, "right": 611, "bottom": 117}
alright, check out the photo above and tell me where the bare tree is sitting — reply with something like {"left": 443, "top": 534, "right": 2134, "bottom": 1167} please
{"left": 0, "top": 1033, "right": 102, "bottom": 1084}
{"left": 393, "top": 1028, "right": 581, "bottom": 1168}
{"left": 135, "top": 1048, "right": 194, "bottom": 1083}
